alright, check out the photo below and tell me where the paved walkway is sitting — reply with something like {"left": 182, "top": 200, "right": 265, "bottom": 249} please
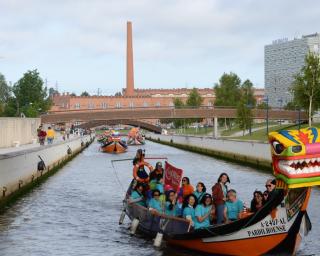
{"left": 0, "top": 134, "right": 80, "bottom": 155}
{"left": 223, "top": 124, "right": 278, "bottom": 137}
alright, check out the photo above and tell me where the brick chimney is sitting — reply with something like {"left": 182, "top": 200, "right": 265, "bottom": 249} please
{"left": 126, "top": 21, "right": 134, "bottom": 96}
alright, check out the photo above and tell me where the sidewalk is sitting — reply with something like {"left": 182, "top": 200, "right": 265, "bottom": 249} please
{"left": 0, "top": 134, "right": 80, "bottom": 155}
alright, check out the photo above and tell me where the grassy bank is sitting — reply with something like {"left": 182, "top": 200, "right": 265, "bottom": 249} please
{"left": 168, "top": 127, "right": 213, "bottom": 135}
{"left": 220, "top": 122, "right": 278, "bottom": 136}
{"left": 230, "top": 123, "right": 320, "bottom": 142}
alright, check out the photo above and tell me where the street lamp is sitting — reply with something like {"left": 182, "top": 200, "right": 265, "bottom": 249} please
{"left": 263, "top": 96, "right": 269, "bottom": 135}
{"left": 246, "top": 103, "right": 253, "bottom": 136}
{"left": 278, "top": 98, "right": 283, "bottom": 126}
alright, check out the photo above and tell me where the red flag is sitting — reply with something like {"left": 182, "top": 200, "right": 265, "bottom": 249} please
{"left": 164, "top": 161, "right": 183, "bottom": 192}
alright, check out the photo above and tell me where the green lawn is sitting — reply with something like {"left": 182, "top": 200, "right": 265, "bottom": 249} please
{"left": 230, "top": 123, "right": 320, "bottom": 142}
{"left": 220, "top": 122, "right": 277, "bottom": 136}
{"left": 169, "top": 127, "right": 213, "bottom": 135}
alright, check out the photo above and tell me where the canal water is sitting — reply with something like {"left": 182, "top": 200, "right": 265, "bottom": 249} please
{"left": 0, "top": 141, "right": 319, "bottom": 256}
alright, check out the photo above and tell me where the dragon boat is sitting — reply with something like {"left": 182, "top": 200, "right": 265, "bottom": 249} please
{"left": 101, "top": 136, "right": 127, "bottom": 154}
{"left": 127, "top": 127, "right": 145, "bottom": 145}
{"left": 120, "top": 127, "right": 320, "bottom": 255}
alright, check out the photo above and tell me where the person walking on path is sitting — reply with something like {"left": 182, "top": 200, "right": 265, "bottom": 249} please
{"left": 46, "top": 127, "right": 55, "bottom": 144}
{"left": 37, "top": 126, "right": 47, "bottom": 146}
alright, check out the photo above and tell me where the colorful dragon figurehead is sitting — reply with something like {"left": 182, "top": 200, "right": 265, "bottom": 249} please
{"left": 269, "top": 127, "right": 320, "bottom": 188}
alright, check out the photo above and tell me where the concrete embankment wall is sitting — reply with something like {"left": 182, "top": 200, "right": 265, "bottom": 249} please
{"left": 0, "top": 135, "right": 93, "bottom": 209}
{"left": 0, "top": 118, "right": 41, "bottom": 148}
{"left": 147, "top": 134, "right": 272, "bottom": 171}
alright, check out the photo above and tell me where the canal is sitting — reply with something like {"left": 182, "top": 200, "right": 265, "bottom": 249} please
{"left": 0, "top": 140, "right": 319, "bottom": 256}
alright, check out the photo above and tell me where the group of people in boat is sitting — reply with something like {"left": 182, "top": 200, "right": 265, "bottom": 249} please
{"left": 129, "top": 149, "right": 276, "bottom": 229}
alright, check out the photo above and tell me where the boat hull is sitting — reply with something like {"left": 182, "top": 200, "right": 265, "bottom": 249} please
{"left": 124, "top": 187, "right": 311, "bottom": 255}
{"left": 101, "top": 141, "right": 127, "bottom": 154}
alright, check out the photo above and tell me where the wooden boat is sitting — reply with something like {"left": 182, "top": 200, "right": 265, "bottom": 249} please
{"left": 127, "top": 127, "right": 145, "bottom": 145}
{"left": 101, "top": 136, "right": 127, "bottom": 154}
{"left": 120, "top": 127, "right": 320, "bottom": 255}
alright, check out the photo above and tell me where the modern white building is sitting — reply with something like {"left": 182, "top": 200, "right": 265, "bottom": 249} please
{"left": 265, "top": 33, "right": 320, "bottom": 108}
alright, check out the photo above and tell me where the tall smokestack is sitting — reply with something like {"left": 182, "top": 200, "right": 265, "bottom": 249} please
{"left": 126, "top": 21, "right": 134, "bottom": 96}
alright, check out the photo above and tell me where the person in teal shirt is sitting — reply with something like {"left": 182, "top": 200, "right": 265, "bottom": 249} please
{"left": 130, "top": 183, "right": 146, "bottom": 207}
{"left": 193, "top": 182, "right": 206, "bottom": 203}
{"left": 224, "top": 189, "right": 244, "bottom": 222}
{"left": 194, "top": 193, "right": 215, "bottom": 229}
{"left": 148, "top": 189, "right": 163, "bottom": 213}
{"left": 165, "top": 190, "right": 178, "bottom": 216}
{"left": 182, "top": 194, "right": 197, "bottom": 225}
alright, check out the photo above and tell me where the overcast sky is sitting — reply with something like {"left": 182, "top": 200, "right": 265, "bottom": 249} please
{"left": 0, "top": 0, "right": 319, "bottom": 95}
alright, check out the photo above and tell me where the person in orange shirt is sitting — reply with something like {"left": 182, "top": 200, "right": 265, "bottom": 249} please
{"left": 181, "top": 177, "right": 194, "bottom": 198}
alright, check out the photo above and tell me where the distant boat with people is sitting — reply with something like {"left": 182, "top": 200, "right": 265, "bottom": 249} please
{"left": 127, "top": 127, "right": 145, "bottom": 145}
{"left": 98, "top": 130, "right": 127, "bottom": 154}
{"left": 118, "top": 127, "right": 320, "bottom": 255}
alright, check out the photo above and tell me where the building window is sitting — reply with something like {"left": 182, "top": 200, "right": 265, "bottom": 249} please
{"left": 207, "top": 101, "right": 213, "bottom": 107}
{"left": 155, "top": 102, "right": 161, "bottom": 107}
{"left": 101, "top": 102, "right": 107, "bottom": 109}
{"left": 116, "top": 102, "right": 121, "bottom": 108}
{"left": 129, "top": 101, "right": 134, "bottom": 108}
{"left": 75, "top": 103, "right": 80, "bottom": 109}
{"left": 88, "top": 103, "right": 95, "bottom": 109}
{"left": 143, "top": 102, "right": 148, "bottom": 107}
{"left": 169, "top": 102, "right": 174, "bottom": 107}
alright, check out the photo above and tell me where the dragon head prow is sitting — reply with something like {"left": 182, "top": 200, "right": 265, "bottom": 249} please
{"left": 269, "top": 127, "right": 320, "bottom": 188}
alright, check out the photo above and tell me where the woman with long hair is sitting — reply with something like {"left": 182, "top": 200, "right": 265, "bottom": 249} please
{"left": 212, "top": 173, "right": 230, "bottom": 224}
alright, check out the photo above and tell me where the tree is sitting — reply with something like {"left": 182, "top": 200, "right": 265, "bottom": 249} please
{"left": 236, "top": 80, "right": 256, "bottom": 135}
{"left": 48, "top": 87, "right": 59, "bottom": 97}
{"left": 81, "top": 91, "right": 90, "bottom": 97}
{"left": 186, "top": 88, "right": 204, "bottom": 124}
{"left": 173, "top": 98, "right": 185, "bottom": 128}
{"left": 0, "top": 73, "right": 11, "bottom": 115}
{"left": 257, "top": 102, "right": 269, "bottom": 109}
{"left": 186, "top": 88, "right": 203, "bottom": 107}
{"left": 12, "top": 69, "right": 51, "bottom": 117}
{"left": 291, "top": 52, "right": 320, "bottom": 126}
{"left": 284, "top": 101, "right": 297, "bottom": 110}
{"left": 214, "top": 72, "right": 241, "bottom": 129}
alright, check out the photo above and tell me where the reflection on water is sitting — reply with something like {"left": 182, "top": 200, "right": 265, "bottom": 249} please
{"left": 0, "top": 141, "right": 318, "bottom": 256}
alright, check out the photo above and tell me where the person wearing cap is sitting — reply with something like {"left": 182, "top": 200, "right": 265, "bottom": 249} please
{"left": 224, "top": 189, "right": 243, "bottom": 222}
{"left": 194, "top": 193, "right": 215, "bottom": 229}
{"left": 212, "top": 173, "right": 230, "bottom": 224}
{"left": 149, "top": 162, "right": 164, "bottom": 182}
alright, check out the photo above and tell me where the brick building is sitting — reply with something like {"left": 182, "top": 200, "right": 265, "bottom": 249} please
{"left": 50, "top": 21, "right": 264, "bottom": 113}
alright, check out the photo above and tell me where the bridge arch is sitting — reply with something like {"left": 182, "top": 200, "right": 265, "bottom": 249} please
{"left": 75, "top": 119, "right": 162, "bottom": 133}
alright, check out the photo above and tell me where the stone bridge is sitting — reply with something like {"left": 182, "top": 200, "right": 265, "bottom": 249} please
{"left": 76, "top": 119, "right": 162, "bottom": 133}
{"left": 41, "top": 107, "right": 307, "bottom": 137}
{"left": 41, "top": 107, "right": 306, "bottom": 123}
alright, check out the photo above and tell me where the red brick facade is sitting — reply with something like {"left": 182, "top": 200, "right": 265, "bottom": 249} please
{"left": 50, "top": 88, "right": 264, "bottom": 112}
